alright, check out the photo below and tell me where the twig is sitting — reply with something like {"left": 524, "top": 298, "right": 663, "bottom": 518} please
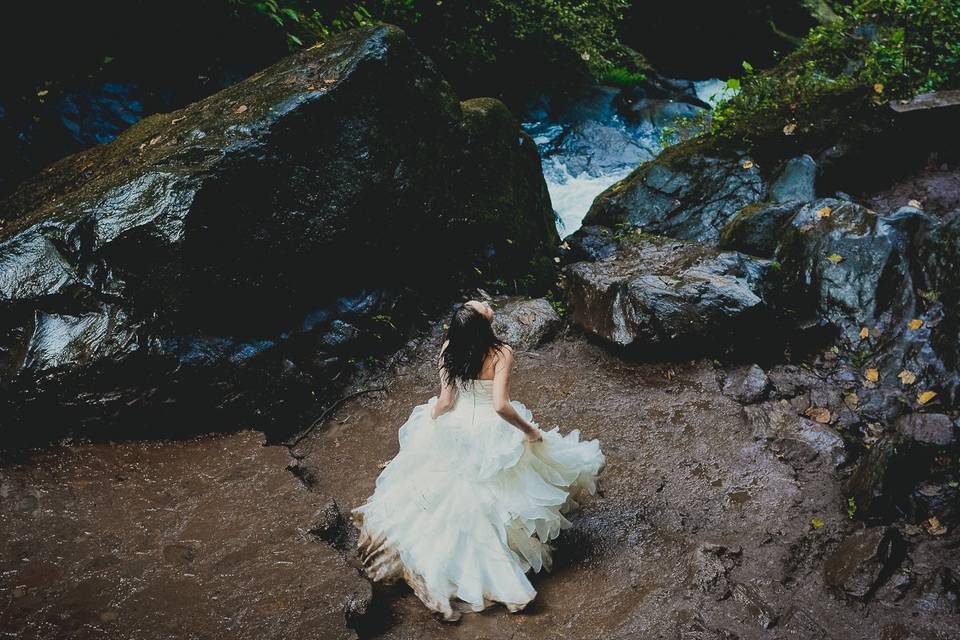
{"left": 284, "top": 386, "right": 386, "bottom": 448}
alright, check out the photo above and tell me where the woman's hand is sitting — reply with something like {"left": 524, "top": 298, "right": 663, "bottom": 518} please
{"left": 525, "top": 428, "right": 542, "bottom": 443}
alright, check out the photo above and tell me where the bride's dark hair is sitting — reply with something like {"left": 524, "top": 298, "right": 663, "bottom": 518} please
{"left": 440, "top": 302, "right": 504, "bottom": 386}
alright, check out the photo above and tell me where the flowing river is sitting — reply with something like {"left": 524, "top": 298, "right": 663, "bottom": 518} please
{"left": 522, "top": 79, "right": 735, "bottom": 235}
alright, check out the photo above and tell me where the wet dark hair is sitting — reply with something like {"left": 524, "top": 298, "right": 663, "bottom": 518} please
{"left": 440, "top": 302, "right": 505, "bottom": 386}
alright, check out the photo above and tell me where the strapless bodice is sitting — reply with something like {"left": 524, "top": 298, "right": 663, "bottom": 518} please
{"left": 455, "top": 379, "right": 495, "bottom": 406}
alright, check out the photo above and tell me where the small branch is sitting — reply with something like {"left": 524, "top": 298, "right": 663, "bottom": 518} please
{"left": 284, "top": 386, "right": 386, "bottom": 448}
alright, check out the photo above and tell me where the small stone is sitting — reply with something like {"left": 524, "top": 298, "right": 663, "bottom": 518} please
{"left": 723, "top": 365, "right": 770, "bottom": 404}
{"left": 731, "top": 582, "right": 778, "bottom": 628}
{"left": 491, "top": 298, "right": 561, "bottom": 351}
{"left": 770, "top": 155, "right": 817, "bottom": 204}
{"left": 308, "top": 499, "right": 343, "bottom": 543}
{"left": 894, "top": 413, "right": 956, "bottom": 446}
{"left": 824, "top": 526, "right": 904, "bottom": 600}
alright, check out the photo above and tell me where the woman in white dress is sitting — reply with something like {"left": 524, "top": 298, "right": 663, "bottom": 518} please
{"left": 352, "top": 300, "right": 605, "bottom": 621}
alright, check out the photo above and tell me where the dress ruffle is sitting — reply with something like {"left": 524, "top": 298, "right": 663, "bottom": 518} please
{"left": 352, "top": 390, "right": 604, "bottom": 621}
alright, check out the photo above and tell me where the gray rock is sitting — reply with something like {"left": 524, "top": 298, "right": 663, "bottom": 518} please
{"left": 770, "top": 155, "right": 817, "bottom": 203}
{"left": 718, "top": 201, "right": 803, "bottom": 258}
{"left": 894, "top": 413, "right": 956, "bottom": 446}
{"left": 722, "top": 364, "right": 770, "bottom": 404}
{"left": 578, "top": 149, "right": 767, "bottom": 244}
{"left": 775, "top": 199, "right": 925, "bottom": 342}
{"left": 732, "top": 582, "right": 778, "bottom": 629}
{"left": 824, "top": 526, "right": 904, "bottom": 600}
{"left": 565, "top": 237, "right": 773, "bottom": 351}
{"left": 846, "top": 437, "right": 901, "bottom": 521}
{"left": 563, "top": 224, "right": 620, "bottom": 262}
{"left": 308, "top": 499, "right": 343, "bottom": 543}
{"left": 0, "top": 26, "right": 558, "bottom": 440}
{"left": 492, "top": 297, "right": 561, "bottom": 351}
{"left": 745, "top": 402, "right": 846, "bottom": 469}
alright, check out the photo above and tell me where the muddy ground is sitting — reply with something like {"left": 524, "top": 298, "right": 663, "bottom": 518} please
{"left": 2, "top": 324, "right": 958, "bottom": 639}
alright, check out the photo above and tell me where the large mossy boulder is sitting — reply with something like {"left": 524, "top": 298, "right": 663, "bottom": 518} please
{"left": 577, "top": 144, "right": 768, "bottom": 244}
{"left": 0, "top": 25, "right": 558, "bottom": 443}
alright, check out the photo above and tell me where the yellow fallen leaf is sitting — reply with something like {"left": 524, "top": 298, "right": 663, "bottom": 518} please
{"left": 827, "top": 254, "right": 844, "bottom": 264}
{"left": 874, "top": 83, "right": 884, "bottom": 94}
{"left": 917, "top": 390, "right": 937, "bottom": 405}
{"left": 908, "top": 319, "right": 923, "bottom": 330}
{"left": 553, "top": 257, "right": 561, "bottom": 263}
{"left": 235, "top": 104, "right": 248, "bottom": 114}
{"left": 859, "top": 327, "right": 869, "bottom": 339}
{"left": 908, "top": 199, "right": 923, "bottom": 209}
{"left": 811, "top": 517, "right": 824, "bottom": 529}
{"left": 844, "top": 393, "right": 859, "bottom": 410}
{"left": 783, "top": 122, "right": 797, "bottom": 135}
{"left": 865, "top": 368, "right": 879, "bottom": 383}
{"left": 897, "top": 370, "right": 917, "bottom": 385}
{"left": 559, "top": 241, "right": 571, "bottom": 250}
{"left": 924, "top": 516, "right": 947, "bottom": 536}
{"left": 742, "top": 160, "right": 754, "bottom": 170}
{"left": 816, "top": 206, "right": 832, "bottom": 219}
{"left": 37, "top": 89, "right": 49, "bottom": 97}
{"left": 805, "top": 407, "right": 832, "bottom": 424}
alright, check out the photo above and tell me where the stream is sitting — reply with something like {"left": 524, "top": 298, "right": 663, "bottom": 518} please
{"left": 523, "top": 79, "right": 735, "bottom": 234}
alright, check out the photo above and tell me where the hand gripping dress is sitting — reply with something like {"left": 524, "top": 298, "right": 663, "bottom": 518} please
{"left": 352, "top": 379, "right": 605, "bottom": 620}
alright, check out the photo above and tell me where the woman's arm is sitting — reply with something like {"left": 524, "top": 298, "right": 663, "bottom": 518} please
{"left": 430, "top": 340, "right": 457, "bottom": 420}
{"left": 491, "top": 346, "right": 542, "bottom": 442}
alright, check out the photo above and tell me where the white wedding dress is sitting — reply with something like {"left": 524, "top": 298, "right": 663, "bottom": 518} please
{"left": 352, "top": 379, "right": 605, "bottom": 620}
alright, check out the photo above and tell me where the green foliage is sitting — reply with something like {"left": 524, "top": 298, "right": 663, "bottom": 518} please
{"left": 229, "top": 0, "right": 376, "bottom": 46}
{"left": 707, "top": 0, "right": 960, "bottom": 146}
{"left": 846, "top": 495, "right": 857, "bottom": 518}
{"left": 230, "top": 0, "right": 632, "bottom": 98}
{"left": 600, "top": 66, "right": 647, "bottom": 88}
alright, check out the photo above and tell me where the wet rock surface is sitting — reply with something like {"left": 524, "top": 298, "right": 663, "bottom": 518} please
{"left": 769, "top": 154, "right": 817, "bottom": 204}
{"left": 578, "top": 146, "right": 767, "bottom": 244}
{"left": 824, "top": 526, "right": 905, "bottom": 600}
{"left": 565, "top": 237, "right": 773, "bottom": 353}
{"left": 0, "top": 26, "right": 557, "bottom": 443}
{"left": 895, "top": 413, "right": 957, "bottom": 447}
{"left": 721, "top": 364, "right": 770, "bottom": 404}
{"left": 491, "top": 297, "right": 561, "bottom": 351}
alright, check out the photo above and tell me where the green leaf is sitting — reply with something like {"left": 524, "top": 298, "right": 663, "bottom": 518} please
{"left": 726, "top": 78, "right": 741, "bottom": 90}
{"left": 742, "top": 60, "right": 754, "bottom": 73}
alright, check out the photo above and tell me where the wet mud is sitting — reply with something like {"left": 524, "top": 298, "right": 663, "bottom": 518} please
{"left": 2, "top": 326, "right": 958, "bottom": 639}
